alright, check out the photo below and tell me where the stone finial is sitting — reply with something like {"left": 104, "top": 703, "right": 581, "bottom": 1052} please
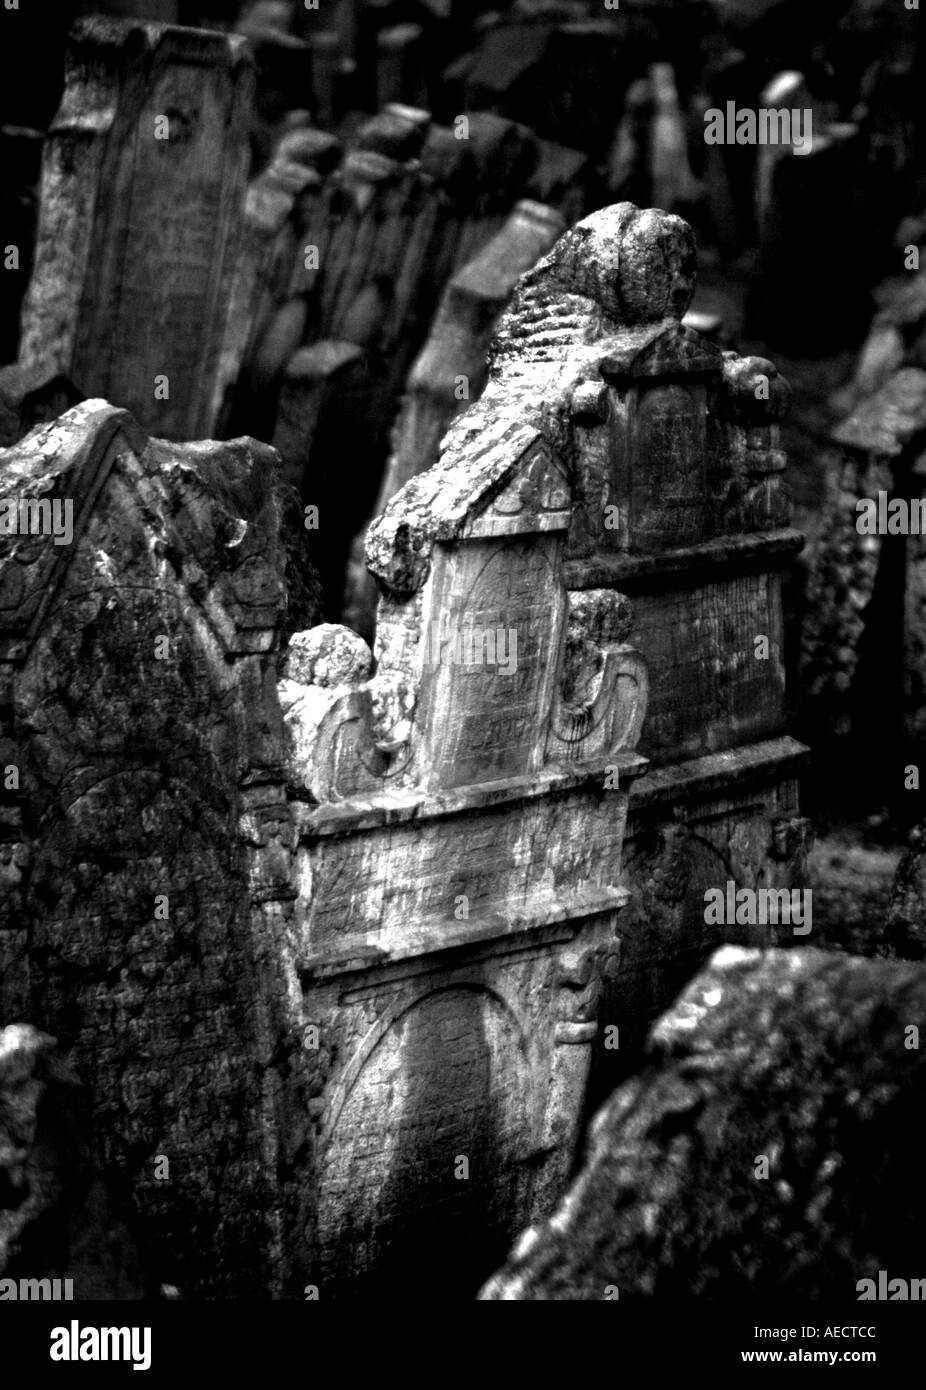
{"left": 541, "top": 203, "right": 697, "bottom": 325}
{"left": 283, "top": 624, "right": 373, "bottom": 688}
{"left": 720, "top": 353, "right": 792, "bottom": 424}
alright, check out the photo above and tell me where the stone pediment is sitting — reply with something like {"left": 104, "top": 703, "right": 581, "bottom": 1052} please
{"left": 366, "top": 419, "right": 572, "bottom": 594}
{"left": 597, "top": 319, "right": 724, "bottom": 383}
{"left": 0, "top": 399, "right": 296, "bottom": 664}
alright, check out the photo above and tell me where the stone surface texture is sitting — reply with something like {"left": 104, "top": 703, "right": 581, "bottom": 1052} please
{"left": 0, "top": 400, "right": 319, "bottom": 1298}
{"left": 481, "top": 946, "right": 926, "bottom": 1299}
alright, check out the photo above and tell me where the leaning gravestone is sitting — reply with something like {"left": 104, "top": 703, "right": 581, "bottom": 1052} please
{"left": 18, "top": 18, "right": 254, "bottom": 441}
{"left": 0, "top": 399, "right": 319, "bottom": 1298}
{"left": 481, "top": 945, "right": 926, "bottom": 1299}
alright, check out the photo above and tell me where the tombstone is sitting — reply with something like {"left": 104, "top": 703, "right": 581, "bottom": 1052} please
{"left": 354, "top": 103, "right": 431, "bottom": 162}
{"left": 451, "top": 114, "right": 539, "bottom": 269}
{"left": 648, "top": 62, "right": 699, "bottom": 215}
{"left": 17, "top": 18, "right": 254, "bottom": 441}
{"left": 275, "top": 201, "right": 808, "bottom": 1295}
{"left": 212, "top": 125, "right": 341, "bottom": 437}
{"left": 376, "top": 201, "right": 810, "bottom": 1103}
{"left": 482, "top": 946, "right": 926, "bottom": 1299}
{"left": 282, "top": 446, "right": 649, "bottom": 1297}
{"left": 234, "top": 16, "right": 314, "bottom": 168}
{"left": 0, "top": 124, "right": 44, "bottom": 367}
{"left": 799, "top": 367, "right": 926, "bottom": 779}
{"left": 753, "top": 70, "right": 835, "bottom": 232}
{"left": 270, "top": 340, "right": 365, "bottom": 492}
{"left": 0, "top": 399, "right": 321, "bottom": 1298}
{"left": 746, "top": 123, "right": 875, "bottom": 354}
{"left": 460, "top": 18, "right": 625, "bottom": 156}
{"left": 376, "top": 23, "right": 426, "bottom": 109}
{"left": 528, "top": 138, "right": 593, "bottom": 226}
{"left": 341, "top": 198, "right": 565, "bottom": 639}
{"left": 388, "top": 200, "right": 564, "bottom": 502}
{"left": 0, "top": 204, "right": 812, "bottom": 1300}
{"left": 306, "top": 30, "right": 344, "bottom": 127}
{"left": 248, "top": 106, "right": 551, "bottom": 600}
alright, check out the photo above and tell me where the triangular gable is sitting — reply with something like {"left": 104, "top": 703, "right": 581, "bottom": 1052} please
{"left": 0, "top": 400, "right": 145, "bottom": 661}
{"left": 463, "top": 438, "right": 571, "bottom": 538}
{"left": 598, "top": 320, "right": 723, "bottom": 383}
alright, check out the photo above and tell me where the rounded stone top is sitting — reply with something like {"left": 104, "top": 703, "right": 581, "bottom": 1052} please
{"left": 283, "top": 624, "right": 372, "bottom": 688}
{"left": 546, "top": 203, "right": 697, "bottom": 325}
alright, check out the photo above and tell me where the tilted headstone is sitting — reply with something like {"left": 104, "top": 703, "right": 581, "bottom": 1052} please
{"left": 18, "top": 18, "right": 254, "bottom": 441}
{"left": 0, "top": 399, "right": 320, "bottom": 1298}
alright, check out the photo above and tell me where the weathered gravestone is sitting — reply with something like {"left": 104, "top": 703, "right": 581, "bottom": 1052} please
{"left": 341, "top": 197, "right": 565, "bottom": 638}
{"left": 379, "top": 198, "right": 565, "bottom": 513}
{"left": 481, "top": 945, "right": 926, "bottom": 1300}
{"left": 0, "top": 399, "right": 320, "bottom": 1298}
{"left": 354, "top": 201, "right": 810, "bottom": 1096}
{"left": 799, "top": 366, "right": 926, "bottom": 768}
{"left": 18, "top": 18, "right": 254, "bottom": 441}
{"left": 254, "top": 107, "right": 549, "bottom": 614}
{"left": 280, "top": 437, "right": 651, "bottom": 1296}
{"left": 276, "top": 201, "right": 809, "bottom": 1296}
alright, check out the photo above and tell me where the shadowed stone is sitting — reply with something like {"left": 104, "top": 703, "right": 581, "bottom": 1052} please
{"left": 0, "top": 1024, "right": 147, "bottom": 1300}
{"left": 481, "top": 946, "right": 926, "bottom": 1300}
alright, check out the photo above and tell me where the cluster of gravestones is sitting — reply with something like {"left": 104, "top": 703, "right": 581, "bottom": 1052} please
{"left": 0, "top": 11, "right": 593, "bottom": 625}
{"left": 3, "top": 2, "right": 924, "bottom": 636}
{"left": 0, "top": 178, "right": 818, "bottom": 1297}
{"left": 1, "top": 0, "right": 926, "bottom": 1306}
